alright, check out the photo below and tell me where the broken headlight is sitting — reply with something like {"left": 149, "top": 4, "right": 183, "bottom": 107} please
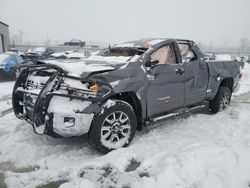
{"left": 85, "top": 82, "right": 111, "bottom": 96}
{"left": 58, "top": 79, "right": 111, "bottom": 98}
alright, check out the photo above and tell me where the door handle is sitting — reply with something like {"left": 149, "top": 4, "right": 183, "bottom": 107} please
{"left": 175, "top": 68, "right": 185, "bottom": 75}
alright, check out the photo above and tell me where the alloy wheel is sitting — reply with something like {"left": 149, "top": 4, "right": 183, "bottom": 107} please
{"left": 219, "top": 92, "right": 230, "bottom": 111}
{"left": 101, "top": 111, "right": 131, "bottom": 148}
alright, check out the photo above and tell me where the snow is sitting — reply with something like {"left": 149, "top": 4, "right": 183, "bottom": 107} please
{"left": 52, "top": 112, "right": 94, "bottom": 137}
{"left": 114, "top": 39, "right": 165, "bottom": 48}
{"left": 51, "top": 51, "right": 86, "bottom": 59}
{"left": 0, "top": 81, "right": 15, "bottom": 97}
{"left": 109, "top": 80, "right": 120, "bottom": 88}
{"left": 0, "top": 54, "right": 9, "bottom": 64}
{"left": 63, "top": 78, "right": 89, "bottom": 90}
{"left": 43, "top": 51, "right": 139, "bottom": 78}
{"left": 1, "top": 98, "right": 250, "bottom": 187}
{"left": 44, "top": 59, "right": 115, "bottom": 77}
{"left": 47, "top": 96, "right": 92, "bottom": 114}
{"left": 215, "top": 54, "right": 232, "bottom": 61}
{"left": 115, "top": 43, "right": 136, "bottom": 47}
{"left": 0, "top": 82, "right": 15, "bottom": 112}
{"left": 33, "top": 47, "right": 46, "bottom": 52}
{"left": 0, "top": 99, "right": 12, "bottom": 114}
{"left": 233, "top": 63, "right": 250, "bottom": 96}
{"left": 17, "top": 87, "right": 41, "bottom": 95}
{"left": 147, "top": 39, "right": 164, "bottom": 45}
{"left": 87, "top": 55, "right": 131, "bottom": 63}
{"left": 102, "top": 99, "right": 116, "bottom": 109}
{"left": 43, "top": 55, "right": 129, "bottom": 77}
{"left": 1, "top": 60, "right": 250, "bottom": 187}
{"left": 34, "top": 124, "right": 46, "bottom": 134}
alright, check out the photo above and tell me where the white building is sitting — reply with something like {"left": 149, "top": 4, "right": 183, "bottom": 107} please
{"left": 0, "top": 21, "right": 10, "bottom": 53}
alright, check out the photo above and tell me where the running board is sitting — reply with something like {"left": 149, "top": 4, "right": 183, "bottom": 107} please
{"left": 153, "top": 112, "right": 179, "bottom": 122}
{"left": 145, "top": 105, "right": 206, "bottom": 125}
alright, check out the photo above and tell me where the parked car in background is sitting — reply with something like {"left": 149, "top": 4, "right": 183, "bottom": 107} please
{"left": 215, "top": 54, "right": 233, "bottom": 61}
{"left": 204, "top": 53, "right": 216, "bottom": 61}
{"left": 24, "top": 47, "right": 55, "bottom": 62}
{"left": 64, "top": 39, "right": 86, "bottom": 47}
{"left": 0, "top": 53, "right": 25, "bottom": 81}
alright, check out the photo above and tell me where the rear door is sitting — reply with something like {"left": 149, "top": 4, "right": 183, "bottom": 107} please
{"left": 178, "top": 42, "right": 209, "bottom": 106}
{"left": 146, "top": 41, "right": 185, "bottom": 117}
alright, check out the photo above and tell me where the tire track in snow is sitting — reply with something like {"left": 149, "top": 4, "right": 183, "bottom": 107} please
{"left": 0, "top": 108, "right": 13, "bottom": 118}
{"left": 0, "top": 95, "right": 12, "bottom": 102}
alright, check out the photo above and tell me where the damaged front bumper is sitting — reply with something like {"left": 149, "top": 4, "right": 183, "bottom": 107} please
{"left": 12, "top": 64, "right": 112, "bottom": 137}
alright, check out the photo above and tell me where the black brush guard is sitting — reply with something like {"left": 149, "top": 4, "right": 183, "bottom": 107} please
{"left": 12, "top": 64, "right": 112, "bottom": 133}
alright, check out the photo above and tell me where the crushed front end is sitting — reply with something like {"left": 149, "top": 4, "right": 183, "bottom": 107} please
{"left": 12, "top": 64, "right": 112, "bottom": 137}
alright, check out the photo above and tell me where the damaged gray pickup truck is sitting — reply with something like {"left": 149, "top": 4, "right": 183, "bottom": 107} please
{"left": 12, "top": 38, "right": 240, "bottom": 153}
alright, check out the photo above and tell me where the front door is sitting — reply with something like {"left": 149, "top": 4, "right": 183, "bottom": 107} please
{"left": 146, "top": 43, "right": 185, "bottom": 117}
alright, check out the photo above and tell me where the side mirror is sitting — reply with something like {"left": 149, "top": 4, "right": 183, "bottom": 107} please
{"left": 145, "top": 59, "right": 159, "bottom": 67}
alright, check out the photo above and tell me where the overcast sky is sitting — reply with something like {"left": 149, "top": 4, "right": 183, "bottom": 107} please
{"left": 0, "top": 0, "right": 250, "bottom": 46}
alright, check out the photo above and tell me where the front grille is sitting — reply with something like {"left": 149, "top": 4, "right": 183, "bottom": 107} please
{"left": 23, "top": 74, "right": 50, "bottom": 120}
{"left": 25, "top": 74, "right": 49, "bottom": 91}
{"left": 26, "top": 79, "right": 45, "bottom": 90}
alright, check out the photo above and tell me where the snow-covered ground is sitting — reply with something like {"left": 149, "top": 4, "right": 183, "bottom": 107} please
{"left": 0, "top": 64, "right": 250, "bottom": 188}
{"left": 0, "top": 81, "right": 14, "bottom": 98}
{"left": 0, "top": 81, "right": 14, "bottom": 114}
{"left": 234, "top": 63, "right": 250, "bottom": 96}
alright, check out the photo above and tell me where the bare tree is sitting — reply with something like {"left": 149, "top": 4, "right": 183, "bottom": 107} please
{"left": 44, "top": 34, "right": 51, "bottom": 46}
{"left": 239, "top": 37, "right": 249, "bottom": 51}
{"left": 10, "top": 33, "right": 21, "bottom": 46}
{"left": 220, "top": 38, "right": 230, "bottom": 49}
{"left": 19, "top": 30, "right": 23, "bottom": 45}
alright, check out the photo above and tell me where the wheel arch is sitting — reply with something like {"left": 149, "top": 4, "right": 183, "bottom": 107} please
{"left": 220, "top": 77, "right": 233, "bottom": 93}
{"left": 107, "top": 92, "right": 143, "bottom": 131}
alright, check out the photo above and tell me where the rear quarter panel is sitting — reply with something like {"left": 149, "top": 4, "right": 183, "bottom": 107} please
{"left": 206, "top": 60, "right": 240, "bottom": 99}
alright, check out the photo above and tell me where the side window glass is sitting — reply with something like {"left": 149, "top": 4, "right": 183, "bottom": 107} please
{"left": 150, "top": 45, "right": 176, "bottom": 65}
{"left": 178, "top": 43, "right": 197, "bottom": 63}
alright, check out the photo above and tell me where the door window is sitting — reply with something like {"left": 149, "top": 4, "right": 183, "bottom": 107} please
{"left": 151, "top": 45, "right": 176, "bottom": 65}
{"left": 178, "top": 43, "right": 197, "bottom": 63}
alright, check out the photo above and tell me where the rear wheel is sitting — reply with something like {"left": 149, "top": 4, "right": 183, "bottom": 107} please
{"left": 88, "top": 99, "right": 137, "bottom": 153}
{"left": 209, "top": 86, "right": 231, "bottom": 113}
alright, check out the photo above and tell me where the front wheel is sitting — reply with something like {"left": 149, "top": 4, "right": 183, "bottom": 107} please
{"left": 88, "top": 99, "right": 137, "bottom": 153}
{"left": 209, "top": 86, "right": 231, "bottom": 114}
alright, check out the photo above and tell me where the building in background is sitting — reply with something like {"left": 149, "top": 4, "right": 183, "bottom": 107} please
{"left": 0, "top": 21, "right": 10, "bottom": 53}
{"left": 63, "top": 39, "right": 86, "bottom": 47}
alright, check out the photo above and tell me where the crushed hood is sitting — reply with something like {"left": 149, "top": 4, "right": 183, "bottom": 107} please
{"left": 42, "top": 55, "right": 130, "bottom": 78}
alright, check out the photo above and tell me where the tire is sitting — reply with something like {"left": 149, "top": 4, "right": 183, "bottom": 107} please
{"left": 11, "top": 64, "right": 21, "bottom": 80}
{"left": 11, "top": 68, "right": 20, "bottom": 80}
{"left": 88, "top": 99, "right": 137, "bottom": 153}
{"left": 9, "top": 68, "right": 17, "bottom": 80}
{"left": 209, "top": 86, "right": 231, "bottom": 114}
